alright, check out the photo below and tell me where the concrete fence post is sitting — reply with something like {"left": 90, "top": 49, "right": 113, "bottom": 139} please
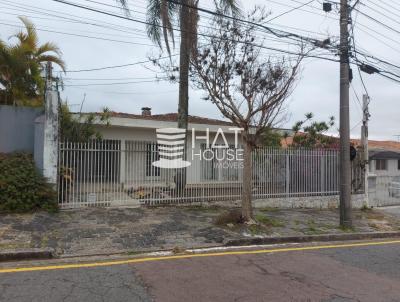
{"left": 42, "top": 90, "right": 59, "bottom": 185}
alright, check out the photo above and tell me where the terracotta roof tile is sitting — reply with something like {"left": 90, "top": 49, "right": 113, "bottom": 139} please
{"left": 107, "top": 112, "right": 234, "bottom": 126}
{"left": 281, "top": 135, "right": 400, "bottom": 151}
{"left": 351, "top": 139, "right": 400, "bottom": 152}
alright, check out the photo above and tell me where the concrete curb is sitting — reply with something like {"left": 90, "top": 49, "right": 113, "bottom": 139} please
{"left": 225, "top": 231, "right": 400, "bottom": 247}
{"left": 0, "top": 248, "right": 54, "bottom": 262}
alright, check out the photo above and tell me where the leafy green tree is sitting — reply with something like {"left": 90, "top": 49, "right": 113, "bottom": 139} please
{"left": 290, "top": 113, "right": 337, "bottom": 148}
{"left": 261, "top": 128, "right": 283, "bottom": 148}
{"left": 59, "top": 103, "right": 111, "bottom": 142}
{"left": 0, "top": 17, "right": 65, "bottom": 106}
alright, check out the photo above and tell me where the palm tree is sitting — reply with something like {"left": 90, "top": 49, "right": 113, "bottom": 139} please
{"left": 0, "top": 17, "right": 65, "bottom": 106}
{"left": 117, "top": 0, "right": 240, "bottom": 131}
{"left": 117, "top": 0, "right": 239, "bottom": 192}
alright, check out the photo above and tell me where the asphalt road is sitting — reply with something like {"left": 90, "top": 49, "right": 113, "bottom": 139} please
{"left": 1, "top": 240, "right": 400, "bottom": 302}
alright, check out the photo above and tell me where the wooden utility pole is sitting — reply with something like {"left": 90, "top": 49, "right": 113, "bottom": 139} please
{"left": 361, "top": 94, "right": 370, "bottom": 207}
{"left": 339, "top": 0, "right": 352, "bottom": 227}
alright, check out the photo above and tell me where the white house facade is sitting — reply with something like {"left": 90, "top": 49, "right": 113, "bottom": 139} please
{"left": 369, "top": 150, "right": 400, "bottom": 177}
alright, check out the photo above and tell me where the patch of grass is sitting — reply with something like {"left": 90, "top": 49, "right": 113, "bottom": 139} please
{"left": 259, "top": 207, "right": 279, "bottom": 213}
{"left": 126, "top": 250, "right": 144, "bottom": 256}
{"left": 338, "top": 225, "right": 356, "bottom": 233}
{"left": 307, "top": 218, "right": 316, "bottom": 227}
{"left": 360, "top": 205, "right": 372, "bottom": 212}
{"left": 0, "top": 243, "right": 31, "bottom": 250}
{"left": 368, "top": 223, "right": 380, "bottom": 231}
{"left": 255, "top": 214, "right": 285, "bottom": 227}
{"left": 354, "top": 213, "right": 363, "bottom": 219}
{"left": 214, "top": 209, "right": 244, "bottom": 226}
{"left": 304, "top": 229, "right": 326, "bottom": 235}
{"left": 304, "top": 219, "right": 325, "bottom": 235}
{"left": 187, "top": 205, "right": 220, "bottom": 213}
{"left": 40, "top": 235, "right": 49, "bottom": 248}
{"left": 319, "top": 222, "right": 337, "bottom": 229}
{"left": 248, "top": 224, "right": 265, "bottom": 236}
{"left": 365, "top": 210, "right": 386, "bottom": 221}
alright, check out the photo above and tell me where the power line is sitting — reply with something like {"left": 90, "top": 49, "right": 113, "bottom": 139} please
{"left": 264, "top": 0, "right": 316, "bottom": 23}
{"left": 350, "top": 82, "right": 363, "bottom": 118}
{"left": 376, "top": 0, "right": 400, "bottom": 13}
{"left": 0, "top": 16, "right": 153, "bottom": 40}
{"left": 349, "top": 6, "right": 369, "bottom": 96}
{"left": 47, "top": 0, "right": 340, "bottom": 65}
{"left": 265, "top": 0, "right": 339, "bottom": 21}
{"left": 0, "top": 0, "right": 156, "bottom": 39}
{"left": 355, "top": 8, "right": 400, "bottom": 36}
{"left": 64, "top": 76, "right": 163, "bottom": 81}
{"left": 164, "top": 0, "right": 324, "bottom": 45}
{"left": 4, "top": 0, "right": 338, "bottom": 63}
{"left": 0, "top": 21, "right": 155, "bottom": 47}
{"left": 363, "top": 0, "right": 400, "bottom": 20}
{"left": 358, "top": 1, "right": 400, "bottom": 31}
{"left": 65, "top": 55, "right": 177, "bottom": 72}
{"left": 356, "top": 23, "right": 400, "bottom": 53}
{"left": 66, "top": 86, "right": 177, "bottom": 95}
{"left": 63, "top": 78, "right": 170, "bottom": 86}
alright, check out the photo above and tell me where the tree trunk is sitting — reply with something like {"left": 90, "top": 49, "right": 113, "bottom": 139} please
{"left": 175, "top": 1, "right": 191, "bottom": 194}
{"left": 242, "top": 140, "right": 254, "bottom": 221}
{"left": 178, "top": 0, "right": 190, "bottom": 139}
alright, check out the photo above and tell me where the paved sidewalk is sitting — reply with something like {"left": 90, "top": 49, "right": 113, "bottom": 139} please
{"left": 1, "top": 206, "right": 399, "bottom": 257}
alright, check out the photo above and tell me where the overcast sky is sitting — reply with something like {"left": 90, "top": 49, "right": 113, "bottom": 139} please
{"left": 1, "top": 0, "right": 399, "bottom": 140}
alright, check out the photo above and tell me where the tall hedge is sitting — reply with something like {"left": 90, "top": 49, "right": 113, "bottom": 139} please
{"left": 0, "top": 153, "right": 58, "bottom": 213}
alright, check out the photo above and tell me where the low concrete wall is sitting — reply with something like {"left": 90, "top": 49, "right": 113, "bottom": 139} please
{"left": 0, "top": 105, "right": 43, "bottom": 153}
{"left": 189, "top": 194, "right": 369, "bottom": 209}
{"left": 252, "top": 194, "right": 367, "bottom": 209}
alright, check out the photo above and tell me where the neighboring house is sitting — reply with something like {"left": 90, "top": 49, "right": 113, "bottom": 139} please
{"left": 369, "top": 150, "right": 400, "bottom": 177}
{"left": 355, "top": 141, "right": 400, "bottom": 205}
{"left": 349, "top": 139, "right": 400, "bottom": 177}
{"left": 368, "top": 148, "right": 400, "bottom": 203}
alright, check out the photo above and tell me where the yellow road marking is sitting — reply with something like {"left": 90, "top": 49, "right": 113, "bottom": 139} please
{"left": 1, "top": 239, "right": 400, "bottom": 274}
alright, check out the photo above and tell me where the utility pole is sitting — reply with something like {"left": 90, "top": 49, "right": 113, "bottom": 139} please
{"left": 45, "top": 61, "right": 53, "bottom": 91}
{"left": 41, "top": 61, "right": 59, "bottom": 185}
{"left": 361, "top": 94, "right": 370, "bottom": 207}
{"left": 339, "top": 0, "right": 352, "bottom": 227}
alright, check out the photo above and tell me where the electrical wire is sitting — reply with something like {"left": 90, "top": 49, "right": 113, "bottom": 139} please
{"left": 264, "top": 0, "right": 315, "bottom": 23}
{"left": 65, "top": 55, "right": 177, "bottom": 72}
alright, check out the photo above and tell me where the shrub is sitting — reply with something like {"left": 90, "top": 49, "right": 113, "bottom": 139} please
{"left": 0, "top": 153, "right": 58, "bottom": 213}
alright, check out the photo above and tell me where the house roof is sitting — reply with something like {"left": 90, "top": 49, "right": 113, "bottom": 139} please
{"left": 351, "top": 139, "right": 400, "bottom": 152}
{"left": 370, "top": 150, "right": 400, "bottom": 160}
{"left": 281, "top": 134, "right": 400, "bottom": 152}
{"left": 105, "top": 112, "right": 234, "bottom": 126}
